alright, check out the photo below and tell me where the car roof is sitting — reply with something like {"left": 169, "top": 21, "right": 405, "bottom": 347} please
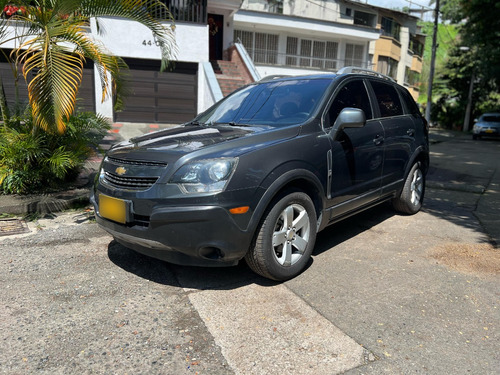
{"left": 258, "top": 67, "right": 395, "bottom": 84}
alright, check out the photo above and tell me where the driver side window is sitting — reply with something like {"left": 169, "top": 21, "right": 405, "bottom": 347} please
{"left": 325, "top": 80, "right": 372, "bottom": 128}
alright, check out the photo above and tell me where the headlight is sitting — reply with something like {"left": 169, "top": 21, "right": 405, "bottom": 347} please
{"left": 170, "top": 158, "right": 238, "bottom": 194}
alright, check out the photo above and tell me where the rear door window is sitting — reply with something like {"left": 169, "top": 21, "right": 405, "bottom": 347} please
{"left": 370, "top": 81, "right": 403, "bottom": 118}
{"left": 398, "top": 87, "right": 421, "bottom": 116}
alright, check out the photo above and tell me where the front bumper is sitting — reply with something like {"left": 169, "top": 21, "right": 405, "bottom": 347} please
{"left": 91, "top": 192, "right": 253, "bottom": 267}
{"left": 473, "top": 127, "right": 500, "bottom": 137}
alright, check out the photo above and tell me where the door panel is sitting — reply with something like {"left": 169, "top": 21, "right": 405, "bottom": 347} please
{"left": 324, "top": 79, "right": 384, "bottom": 212}
{"left": 330, "top": 120, "right": 384, "bottom": 206}
{"left": 368, "top": 80, "right": 415, "bottom": 186}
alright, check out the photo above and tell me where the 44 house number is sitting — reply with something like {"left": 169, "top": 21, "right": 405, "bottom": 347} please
{"left": 142, "top": 39, "right": 164, "bottom": 47}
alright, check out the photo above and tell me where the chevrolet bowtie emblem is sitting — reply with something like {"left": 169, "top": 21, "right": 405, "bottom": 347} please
{"left": 115, "top": 167, "right": 127, "bottom": 175}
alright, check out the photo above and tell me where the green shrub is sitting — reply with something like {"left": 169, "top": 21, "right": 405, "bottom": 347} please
{"left": 0, "top": 110, "right": 110, "bottom": 194}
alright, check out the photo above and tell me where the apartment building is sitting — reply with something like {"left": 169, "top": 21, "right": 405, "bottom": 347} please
{"left": 232, "top": 0, "right": 425, "bottom": 100}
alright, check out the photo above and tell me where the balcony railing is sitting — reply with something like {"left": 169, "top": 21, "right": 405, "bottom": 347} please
{"left": 246, "top": 48, "right": 370, "bottom": 71}
{"left": 153, "top": 0, "right": 207, "bottom": 24}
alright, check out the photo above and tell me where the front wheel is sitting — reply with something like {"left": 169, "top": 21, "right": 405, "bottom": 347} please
{"left": 245, "top": 192, "right": 317, "bottom": 281}
{"left": 392, "top": 162, "right": 425, "bottom": 215}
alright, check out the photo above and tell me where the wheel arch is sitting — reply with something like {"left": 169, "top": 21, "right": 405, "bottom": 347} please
{"left": 247, "top": 168, "right": 325, "bottom": 246}
{"left": 407, "top": 146, "right": 430, "bottom": 177}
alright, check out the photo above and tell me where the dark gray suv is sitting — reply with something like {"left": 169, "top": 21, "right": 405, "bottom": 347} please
{"left": 91, "top": 68, "right": 429, "bottom": 281}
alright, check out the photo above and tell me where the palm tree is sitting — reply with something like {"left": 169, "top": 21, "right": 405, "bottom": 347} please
{"left": 0, "top": 0, "right": 176, "bottom": 133}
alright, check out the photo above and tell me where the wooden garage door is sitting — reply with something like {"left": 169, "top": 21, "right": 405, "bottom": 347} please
{"left": 115, "top": 60, "right": 197, "bottom": 124}
{"left": 0, "top": 50, "right": 95, "bottom": 114}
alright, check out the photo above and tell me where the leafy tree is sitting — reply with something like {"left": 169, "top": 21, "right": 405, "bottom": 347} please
{"left": 429, "top": 0, "right": 463, "bottom": 23}
{"left": 0, "top": 0, "right": 176, "bottom": 134}
{"left": 426, "top": 0, "right": 500, "bottom": 129}
{"left": 418, "top": 21, "right": 458, "bottom": 106}
{"left": 459, "top": 0, "right": 500, "bottom": 88}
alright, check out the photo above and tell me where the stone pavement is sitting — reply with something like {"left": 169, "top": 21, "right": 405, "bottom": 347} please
{"left": 0, "top": 125, "right": 498, "bottom": 247}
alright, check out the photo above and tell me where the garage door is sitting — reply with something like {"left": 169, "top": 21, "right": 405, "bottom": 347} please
{"left": 0, "top": 59, "right": 30, "bottom": 111}
{"left": 114, "top": 59, "right": 197, "bottom": 124}
{"left": 0, "top": 50, "right": 95, "bottom": 114}
{"left": 77, "top": 63, "right": 96, "bottom": 113}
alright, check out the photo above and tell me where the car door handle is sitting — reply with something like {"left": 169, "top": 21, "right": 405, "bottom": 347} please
{"left": 373, "top": 135, "right": 384, "bottom": 146}
{"left": 407, "top": 129, "right": 415, "bottom": 136}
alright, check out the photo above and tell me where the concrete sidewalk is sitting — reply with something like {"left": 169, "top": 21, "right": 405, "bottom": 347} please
{"left": 1, "top": 125, "right": 498, "bottom": 247}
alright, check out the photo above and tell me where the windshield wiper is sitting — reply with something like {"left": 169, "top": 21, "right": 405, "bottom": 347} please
{"left": 214, "top": 122, "right": 252, "bottom": 127}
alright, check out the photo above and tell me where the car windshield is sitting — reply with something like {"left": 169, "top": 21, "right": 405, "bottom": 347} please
{"left": 197, "top": 78, "right": 332, "bottom": 127}
{"left": 481, "top": 115, "right": 500, "bottom": 122}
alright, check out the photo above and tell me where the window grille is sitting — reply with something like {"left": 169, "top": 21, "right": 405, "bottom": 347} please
{"left": 345, "top": 44, "right": 364, "bottom": 67}
{"left": 234, "top": 30, "right": 279, "bottom": 64}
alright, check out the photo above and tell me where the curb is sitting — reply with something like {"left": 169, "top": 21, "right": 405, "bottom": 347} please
{"left": 0, "top": 188, "right": 91, "bottom": 215}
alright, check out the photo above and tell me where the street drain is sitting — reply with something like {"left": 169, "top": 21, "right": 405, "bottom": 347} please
{"left": 0, "top": 218, "right": 30, "bottom": 236}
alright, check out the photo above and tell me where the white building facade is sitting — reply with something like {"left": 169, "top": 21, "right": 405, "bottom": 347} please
{"left": 0, "top": 0, "right": 423, "bottom": 123}
{"left": 233, "top": 0, "right": 380, "bottom": 78}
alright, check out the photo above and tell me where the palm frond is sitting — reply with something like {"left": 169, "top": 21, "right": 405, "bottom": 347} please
{"left": 19, "top": 37, "right": 85, "bottom": 133}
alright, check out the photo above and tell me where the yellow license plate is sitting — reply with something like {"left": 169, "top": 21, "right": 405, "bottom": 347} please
{"left": 485, "top": 129, "right": 494, "bottom": 133}
{"left": 99, "top": 194, "right": 127, "bottom": 224}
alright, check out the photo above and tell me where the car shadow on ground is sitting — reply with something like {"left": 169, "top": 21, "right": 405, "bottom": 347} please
{"left": 107, "top": 240, "right": 279, "bottom": 290}
{"left": 107, "top": 204, "right": 396, "bottom": 290}
{"left": 313, "top": 203, "right": 396, "bottom": 256}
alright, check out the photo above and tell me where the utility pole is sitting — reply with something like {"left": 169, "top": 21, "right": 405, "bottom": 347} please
{"left": 425, "top": 0, "right": 439, "bottom": 124}
{"left": 462, "top": 71, "right": 475, "bottom": 132}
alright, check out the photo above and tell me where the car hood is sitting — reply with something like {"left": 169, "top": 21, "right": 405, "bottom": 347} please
{"left": 106, "top": 124, "right": 300, "bottom": 164}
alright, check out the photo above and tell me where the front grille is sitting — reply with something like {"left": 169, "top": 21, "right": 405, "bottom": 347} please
{"left": 104, "top": 171, "right": 158, "bottom": 190}
{"left": 107, "top": 156, "right": 168, "bottom": 167}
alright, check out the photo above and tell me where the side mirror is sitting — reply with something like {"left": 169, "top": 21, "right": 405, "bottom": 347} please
{"left": 330, "top": 108, "right": 366, "bottom": 138}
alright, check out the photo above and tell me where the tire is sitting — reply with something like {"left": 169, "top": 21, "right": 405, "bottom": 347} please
{"left": 245, "top": 192, "right": 317, "bottom": 281}
{"left": 392, "top": 162, "right": 425, "bottom": 215}
{"left": 472, "top": 134, "right": 478, "bottom": 140}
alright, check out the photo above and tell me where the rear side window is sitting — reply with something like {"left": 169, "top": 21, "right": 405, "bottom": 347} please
{"left": 324, "top": 79, "right": 372, "bottom": 127}
{"left": 398, "top": 87, "right": 421, "bottom": 116}
{"left": 370, "top": 81, "right": 403, "bottom": 118}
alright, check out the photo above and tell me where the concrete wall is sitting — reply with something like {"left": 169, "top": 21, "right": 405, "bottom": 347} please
{"left": 90, "top": 18, "right": 208, "bottom": 63}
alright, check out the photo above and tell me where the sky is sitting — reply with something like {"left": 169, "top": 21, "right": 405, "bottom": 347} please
{"left": 360, "top": 0, "right": 434, "bottom": 21}
{"left": 361, "top": 0, "right": 432, "bottom": 11}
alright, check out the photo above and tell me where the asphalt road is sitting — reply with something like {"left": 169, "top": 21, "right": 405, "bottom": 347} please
{"left": 1, "top": 135, "right": 498, "bottom": 374}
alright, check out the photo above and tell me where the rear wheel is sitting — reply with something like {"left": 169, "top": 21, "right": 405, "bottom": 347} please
{"left": 392, "top": 162, "right": 425, "bottom": 215}
{"left": 245, "top": 192, "right": 317, "bottom": 281}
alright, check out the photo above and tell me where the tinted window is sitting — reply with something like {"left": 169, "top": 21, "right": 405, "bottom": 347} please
{"left": 482, "top": 115, "right": 500, "bottom": 122}
{"left": 198, "top": 79, "right": 331, "bottom": 127}
{"left": 324, "top": 80, "right": 372, "bottom": 127}
{"left": 370, "top": 81, "right": 403, "bottom": 118}
{"left": 398, "top": 87, "right": 421, "bottom": 116}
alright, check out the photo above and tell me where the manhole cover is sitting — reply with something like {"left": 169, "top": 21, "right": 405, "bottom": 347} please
{"left": 0, "top": 218, "right": 30, "bottom": 236}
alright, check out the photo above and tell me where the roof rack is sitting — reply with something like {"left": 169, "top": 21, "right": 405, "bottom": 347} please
{"left": 259, "top": 75, "right": 291, "bottom": 82}
{"left": 337, "top": 66, "right": 395, "bottom": 82}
